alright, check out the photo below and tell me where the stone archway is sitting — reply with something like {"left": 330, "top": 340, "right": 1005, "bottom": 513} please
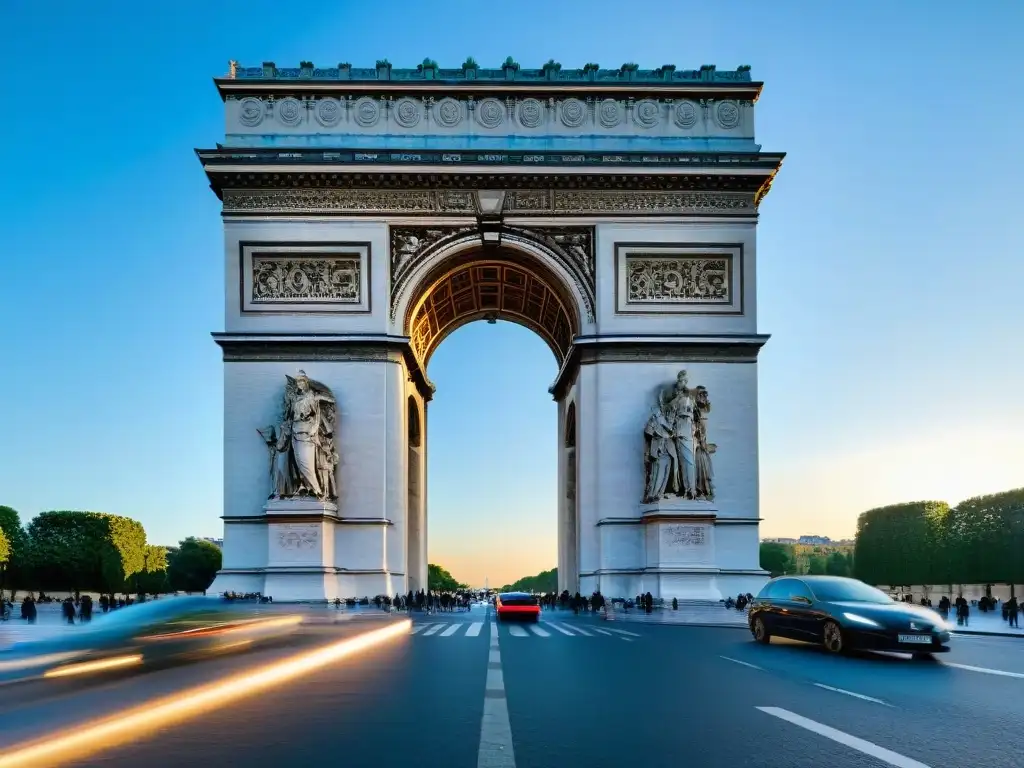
{"left": 399, "top": 235, "right": 587, "bottom": 593}
{"left": 406, "top": 395, "right": 424, "bottom": 593}
{"left": 562, "top": 401, "right": 578, "bottom": 594}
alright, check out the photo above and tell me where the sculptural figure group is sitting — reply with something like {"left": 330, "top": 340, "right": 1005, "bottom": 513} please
{"left": 643, "top": 370, "right": 715, "bottom": 503}
{"left": 259, "top": 371, "right": 339, "bottom": 502}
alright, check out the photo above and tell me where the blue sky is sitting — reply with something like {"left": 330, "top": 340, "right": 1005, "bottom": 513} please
{"left": 1, "top": 2, "right": 1021, "bottom": 586}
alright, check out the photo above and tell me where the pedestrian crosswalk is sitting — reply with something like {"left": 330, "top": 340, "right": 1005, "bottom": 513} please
{"left": 408, "top": 620, "right": 640, "bottom": 640}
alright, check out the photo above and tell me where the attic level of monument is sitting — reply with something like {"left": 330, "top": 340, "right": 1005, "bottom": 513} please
{"left": 217, "top": 60, "right": 762, "bottom": 99}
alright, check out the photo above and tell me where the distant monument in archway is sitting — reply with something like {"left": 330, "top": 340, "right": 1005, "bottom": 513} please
{"left": 198, "top": 58, "right": 784, "bottom": 601}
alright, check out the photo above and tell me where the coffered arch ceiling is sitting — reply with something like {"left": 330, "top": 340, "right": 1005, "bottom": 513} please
{"left": 406, "top": 246, "right": 580, "bottom": 368}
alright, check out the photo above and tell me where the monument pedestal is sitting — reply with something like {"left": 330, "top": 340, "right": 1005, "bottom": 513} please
{"left": 263, "top": 498, "right": 339, "bottom": 602}
{"left": 641, "top": 498, "right": 723, "bottom": 601}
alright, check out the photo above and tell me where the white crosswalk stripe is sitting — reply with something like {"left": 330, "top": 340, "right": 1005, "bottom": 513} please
{"left": 408, "top": 621, "right": 629, "bottom": 640}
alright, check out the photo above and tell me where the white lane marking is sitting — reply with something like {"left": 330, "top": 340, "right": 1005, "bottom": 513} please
{"left": 942, "top": 661, "right": 1024, "bottom": 678}
{"left": 719, "top": 655, "right": 763, "bottom": 670}
{"left": 467, "top": 622, "right": 483, "bottom": 637}
{"left": 528, "top": 625, "right": 550, "bottom": 637}
{"left": 617, "top": 636, "right": 634, "bottom": 642}
{"left": 813, "top": 683, "right": 891, "bottom": 706}
{"left": 605, "top": 628, "right": 641, "bottom": 637}
{"left": 566, "top": 624, "right": 592, "bottom": 636}
{"left": 593, "top": 628, "right": 613, "bottom": 636}
{"left": 543, "top": 622, "right": 574, "bottom": 636}
{"left": 410, "top": 624, "right": 429, "bottom": 634}
{"left": 757, "top": 707, "right": 931, "bottom": 768}
{"left": 441, "top": 624, "right": 462, "bottom": 637}
{"left": 508, "top": 625, "right": 528, "bottom": 637}
{"left": 422, "top": 624, "right": 445, "bottom": 636}
{"left": 477, "top": 621, "right": 516, "bottom": 768}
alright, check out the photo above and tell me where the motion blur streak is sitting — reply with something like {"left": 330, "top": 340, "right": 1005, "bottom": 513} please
{"left": 43, "top": 654, "right": 143, "bottom": 678}
{"left": 0, "top": 652, "right": 82, "bottom": 673}
{"left": 0, "top": 619, "right": 411, "bottom": 768}
{"left": 139, "top": 614, "right": 303, "bottom": 641}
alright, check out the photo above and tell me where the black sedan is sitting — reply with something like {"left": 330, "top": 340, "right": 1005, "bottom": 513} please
{"left": 748, "top": 575, "right": 952, "bottom": 657}
{"left": 0, "top": 596, "right": 302, "bottom": 685}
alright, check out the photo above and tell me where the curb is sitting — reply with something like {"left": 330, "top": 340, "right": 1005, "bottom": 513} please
{"left": 952, "top": 629, "right": 1024, "bottom": 639}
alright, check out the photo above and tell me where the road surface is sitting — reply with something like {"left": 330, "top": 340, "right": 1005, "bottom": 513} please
{"left": 1, "top": 605, "right": 1021, "bottom": 767}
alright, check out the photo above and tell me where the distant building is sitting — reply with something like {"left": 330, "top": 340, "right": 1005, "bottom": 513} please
{"left": 203, "top": 537, "right": 224, "bottom": 549}
{"left": 761, "top": 537, "right": 798, "bottom": 544}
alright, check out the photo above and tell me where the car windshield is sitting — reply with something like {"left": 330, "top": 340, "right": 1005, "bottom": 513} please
{"left": 809, "top": 579, "right": 894, "bottom": 604}
{"left": 86, "top": 597, "right": 217, "bottom": 630}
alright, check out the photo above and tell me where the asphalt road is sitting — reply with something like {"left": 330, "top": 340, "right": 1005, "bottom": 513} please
{"left": 1, "top": 605, "right": 1022, "bottom": 768}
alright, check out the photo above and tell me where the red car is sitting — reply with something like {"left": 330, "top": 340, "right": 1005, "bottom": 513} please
{"left": 495, "top": 592, "right": 540, "bottom": 622}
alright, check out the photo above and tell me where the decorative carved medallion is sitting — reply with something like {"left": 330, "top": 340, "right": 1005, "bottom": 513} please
{"left": 315, "top": 98, "right": 342, "bottom": 127}
{"left": 633, "top": 99, "right": 660, "bottom": 129}
{"left": 477, "top": 98, "right": 504, "bottom": 128}
{"left": 518, "top": 98, "right": 544, "bottom": 128}
{"left": 674, "top": 100, "right": 698, "bottom": 128}
{"left": 435, "top": 97, "right": 462, "bottom": 127}
{"left": 665, "top": 525, "right": 707, "bottom": 547}
{"left": 394, "top": 97, "right": 421, "bottom": 128}
{"left": 627, "top": 256, "right": 730, "bottom": 304}
{"left": 239, "top": 97, "right": 264, "bottom": 127}
{"left": 276, "top": 524, "right": 321, "bottom": 550}
{"left": 715, "top": 100, "right": 741, "bottom": 129}
{"left": 560, "top": 98, "right": 586, "bottom": 128}
{"left": 277, "top": 97, "right": 302, "bottom": 126}
{"left": 252, "top": 255, "right": 361, "bottom": 304}
{"left": 598, "top": 99, "right": 621, "bottom": 128}
{"left": 354, "top": 97, "right": 380, "bottom": 127}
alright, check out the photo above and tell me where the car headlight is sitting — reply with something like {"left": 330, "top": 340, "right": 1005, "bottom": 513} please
{"left": 842, "top": 612, "right": 882, "bottom": 628}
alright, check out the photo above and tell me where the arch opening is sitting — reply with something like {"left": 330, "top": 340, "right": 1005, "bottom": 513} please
{"left": 406, "top": 395, "right": 424, "bottom": 593}
{"left": 405, "top": 245, "right": 581, "bottom": 370}
{"left": 563, "top": 401, "right": 579, "bottom": 594}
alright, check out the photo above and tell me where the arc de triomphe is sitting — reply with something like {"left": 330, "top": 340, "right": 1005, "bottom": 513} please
{"left": 199, "top": 59, "right": 783, "bottom": 602}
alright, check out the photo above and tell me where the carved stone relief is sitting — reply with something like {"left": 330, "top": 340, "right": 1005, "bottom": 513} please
{"left": 222, "top": 188, "right": 755, "bottom": 216}
{"left": 643, "top": 370, "right": 716, "bottom": 503}
{"left": 664, "top": 525, "right": 707, "bottom": 548}
{"left": 626, "top": 256, "right": 730, "bottom": 304}
{"left": 252, "top": 255, "right": 361, "bottom": 304}
{"left": 231, "top": 95, "right": 748, "bottom": 135}
{"left": 276, "top": 524, "right": 321, "bottom": 551}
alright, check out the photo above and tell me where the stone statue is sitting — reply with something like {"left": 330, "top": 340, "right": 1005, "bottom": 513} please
{"left": 258, "top": 371, "right": 339, "bottom": 501}
{"left": 643, "top": 370, "right": 716, "bottom": 503}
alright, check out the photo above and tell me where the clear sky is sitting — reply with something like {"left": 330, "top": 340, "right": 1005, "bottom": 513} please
{"left": 1, "top": 2, "right": 1021, "bottom": 588}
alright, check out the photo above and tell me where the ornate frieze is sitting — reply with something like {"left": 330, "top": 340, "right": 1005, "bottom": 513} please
{"left": 615, "top": 244, "right": 743, "bottom": 315}
{"left": 626, "top": 257, "right": 730, "bottom": 305}
{"left": 225, "top": 95, "right": 749, "bottom": 136}
{"left": 252, "top": 255, "right": 361, "bottom": 305}
{"left": 222, "top": 187, "right": 755, "bottom": 217}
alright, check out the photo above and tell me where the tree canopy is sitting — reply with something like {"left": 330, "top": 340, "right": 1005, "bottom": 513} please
{"left": 500, "top": 568, "right": 558, "bottom": 594}
{"left": 427, "top": 563, "right": 468, "bottom": 592}
{"left": 168, "top": 538, "right": 222, "bottom": 594}
{"left": 25, "top": 511, "right": 147, "bottom": 593}
{"left": 854, "top": 488, "right": 1024, "bottom": 586}
{"left": 758, "top": 543, "right": 793, "bottom": 577}
{"left": 0, "top": 527, "right": 9, "bottom": 565}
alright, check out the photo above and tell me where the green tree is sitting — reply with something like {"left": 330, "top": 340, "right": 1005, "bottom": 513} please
{"left": 167, "top": 538, "right": 222, "bottom": 594}
{"left": 947, "top": 488, "right": 1024, "bottom": 585}
{"left": 0, "top": 527, "right": 9, "bottom": 566}
{"left": 136, "top": 545, "right": 170, "bottom": 596}
{"left": 759, "top": 542, "right": 794, "bottom": 577}
{"left": 806, "top": 555, "right": 828, "bottom": 575}
{"left": 825, "top": 551, "right": 852, "bottom": 577}
{"left": 25, "top": 511, "right": 147, "bottom": 593}
{"left": 427, "top": 563, "right": 467, "bottom": 592}
{"left": 854, "top": 501, "right": 950, "bottom": 586}
{"left": 0, "top": 506, "right": 26, "bottom": 595}
{"left": 500, "top": 568, "right": 558, "bottom": 594}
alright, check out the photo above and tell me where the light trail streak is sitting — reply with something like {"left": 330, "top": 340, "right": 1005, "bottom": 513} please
{"left": 43, "top": 655, "right": 143, "bottom": 678}
{"left": 0, "top": 652, "right": 83, "bottom": 673}
{"left": 0, "top": 619, "right": 410, "bottom": 768}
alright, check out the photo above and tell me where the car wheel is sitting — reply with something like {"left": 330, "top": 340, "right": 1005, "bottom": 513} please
{"left": 822, "top": 620, "right": 845, "bottom": 653}
{"left": 751, "top": 616, "right": 771, "bottom": 644}
{"left": 532, "top": 614, "right": 540, "bottom": 623}
{"left": 912, "top": 651, "right": 935, "bottom": 661}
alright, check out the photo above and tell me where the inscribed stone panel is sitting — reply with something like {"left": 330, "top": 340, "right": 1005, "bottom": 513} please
{"left": 614, "top": 244, "right": 743, "bottom": 315}
{"left": 240, "top": 242, "right": 371, "bottom": 313}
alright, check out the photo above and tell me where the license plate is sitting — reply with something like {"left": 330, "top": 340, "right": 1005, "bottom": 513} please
{"left": 898, "top": 634, "right": 932, "bottom": 644}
